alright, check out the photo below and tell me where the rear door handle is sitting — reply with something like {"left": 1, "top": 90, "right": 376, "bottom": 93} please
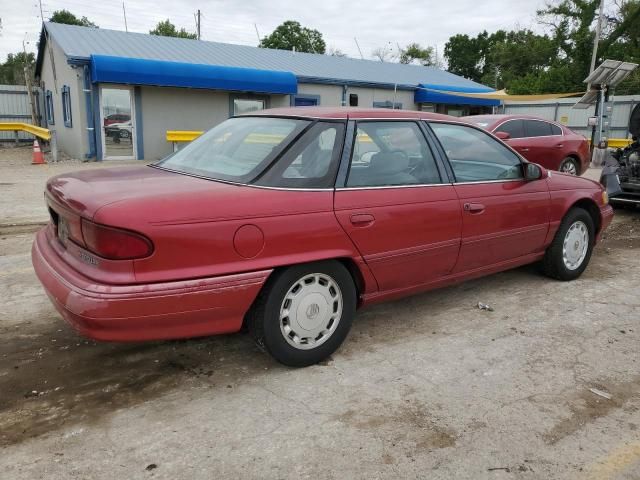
{"left": 350, "top": 213, "right": 375, "bottom": 226}
{"left": 555, "top": 144, "right": 564, "bottom": 148}
{"left": 463, "top": 202, "right": 485, "bottom": 214}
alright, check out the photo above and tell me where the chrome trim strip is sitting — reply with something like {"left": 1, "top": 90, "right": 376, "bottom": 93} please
{"left": 610, "top": 197, "right": 640, "bottom": 204}
{"left": 336, "top": 183, "right": 453, "bottom": 191}
{"left": 453, "top": 178, "right": 524, "bottom": 185}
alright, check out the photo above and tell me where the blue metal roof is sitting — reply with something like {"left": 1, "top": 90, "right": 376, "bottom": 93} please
{"left": 415, "top": 83, "right": 500, "bottom": 106}
{"left": 41, "top": 22, "right": 492, "bottom": 93}
{"left": 91, "top": 54, "right": 297, "bottom": 94}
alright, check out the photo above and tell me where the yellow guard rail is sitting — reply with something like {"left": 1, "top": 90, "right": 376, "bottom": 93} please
{"left": 0, "top": 122, "right": 51, "bottom": 141}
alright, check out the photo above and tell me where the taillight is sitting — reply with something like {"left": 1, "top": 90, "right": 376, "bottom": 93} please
{"left": 81, "top": 219, "right": 153, "bottom": 260}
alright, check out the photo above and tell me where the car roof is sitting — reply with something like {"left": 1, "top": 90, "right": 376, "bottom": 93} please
{"left": 247, "top": 107, "right": 455, "bottom": 122}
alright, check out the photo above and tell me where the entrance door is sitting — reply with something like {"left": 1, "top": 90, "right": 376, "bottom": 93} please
{"left": 100, "top": 86, "right": 136, "bottom": 160}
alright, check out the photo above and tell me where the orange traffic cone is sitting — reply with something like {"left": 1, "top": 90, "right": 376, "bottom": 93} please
{"left": 32, "top": 140, "right": 46, "bottom": 165}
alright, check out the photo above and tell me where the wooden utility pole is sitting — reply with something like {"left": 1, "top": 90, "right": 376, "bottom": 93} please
{"left": 23, "top": 40, "right": 37, "bottom": 125}
{"left": 196, "top": 9, "right": 201, "bottom": 40}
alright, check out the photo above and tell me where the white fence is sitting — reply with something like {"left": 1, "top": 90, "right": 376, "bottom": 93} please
{"left": 501, "top": 94, "right": 639, "bottom": 139}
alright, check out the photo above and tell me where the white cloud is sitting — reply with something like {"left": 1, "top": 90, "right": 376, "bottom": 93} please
{"left": 0, "top": 0, "right": 547, "bottom": 64}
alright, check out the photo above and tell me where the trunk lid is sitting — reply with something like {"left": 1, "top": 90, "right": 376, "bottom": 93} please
{"left": 46, "top": 165, "right": 226, "bottom": 219}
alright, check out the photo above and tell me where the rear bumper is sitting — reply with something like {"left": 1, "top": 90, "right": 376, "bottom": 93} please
{"left": 32, "top": 227, "right": 271, "bottom": 342}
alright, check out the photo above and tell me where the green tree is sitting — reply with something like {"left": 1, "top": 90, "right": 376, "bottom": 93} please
{"left": 399, "top": 43, "right": 434, "bottom": 66}
{"left": 259, "top": 21, "right": 326, "bottom": 54}
{"left": 50, "top": 9, "right": 98, "bottom": 27}
{"left": 149, "top": 19, "right": 197, "bottom": 39}
{"left": 444, "top": 31, "right": 495, "bottom": 82}
{"left": 0, "top": 52, "right": 35, "bottom": 85}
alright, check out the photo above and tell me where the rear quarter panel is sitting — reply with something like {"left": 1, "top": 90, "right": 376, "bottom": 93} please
{"left": 93, "top": 186, "right": 377, "bottom": 292}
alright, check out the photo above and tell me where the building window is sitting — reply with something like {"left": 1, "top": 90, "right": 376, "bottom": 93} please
{"left": 230, "top": 96, "right": 268, "bottom": 116}
{"left": 62, "top": 85, "right": 72, "bottom": 127}
{"left": 290, "top": 94, "right": 320, "bottom": 107}
{"left": 45, "top": 90, "right": 55, "bottom": 125}
{"left": 349, "top": 94, "right": 358, "bottom": 106}
{"left": 373, "top": 100, "right": 402, "bottom": 109}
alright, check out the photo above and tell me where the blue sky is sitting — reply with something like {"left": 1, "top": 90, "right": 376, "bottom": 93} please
{"left": 0, "top": 0, "right": 546, "bottom": 63}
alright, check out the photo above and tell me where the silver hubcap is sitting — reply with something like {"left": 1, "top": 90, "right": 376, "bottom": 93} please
{"left": 562, "top": 220, "right": 589, "bottom": 270}
{"left": 279, "top": 273, "right": 343, "bottom": 350}
{"left": 561, "top": 160, "right": 577, "bottom": 175}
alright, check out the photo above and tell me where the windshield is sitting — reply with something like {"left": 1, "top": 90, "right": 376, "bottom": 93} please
{"left": 156, "top": 117, "right": 309, "bottom": 183}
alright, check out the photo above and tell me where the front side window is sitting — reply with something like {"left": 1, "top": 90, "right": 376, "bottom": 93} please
{"left": 429, "top": 122, "right": 523, "bottom": 182}
{"left": 156, "top": 117, "right": 308, "bottom": 183}
{"left": 524, "top": 120, "right": 553, "bottom": 137}
{"left": 495, "top": 119, "right": 525, "bottom": 139}
{"left": 256, "top": 122, "right": 344, "bottom": 188}
{"left": 346, "top": 121, "right": 442, "bottom": 187}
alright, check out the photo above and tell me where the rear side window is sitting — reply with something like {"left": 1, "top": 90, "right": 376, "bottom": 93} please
{"left": 430, "top": 122, "right": 523, "bottom": 182}
{"left": 524, "top": 120, "right": 553, "bottom": 137}
{"left": 495, "top": 120, "right": 524, "bottom": 139}
{"left": 550, "top": 123, "right": 562, "bottom": 135}
{"left": 256, "top": 122, "right": 345, "bottom": 188}
{"left": 346, "top": 122, "right": 442, "bottom": 187}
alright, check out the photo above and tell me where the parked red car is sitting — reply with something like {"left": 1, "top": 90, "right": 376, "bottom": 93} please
{"left": 33, "top": 108, "right": 613, "bottom": 366}
{"left": 464, "top": 114, "right": 590, "bottom": 175}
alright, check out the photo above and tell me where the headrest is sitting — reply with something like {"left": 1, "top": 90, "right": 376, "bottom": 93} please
{"left": 369, "top": 152, "right": 410, "bottom": 175}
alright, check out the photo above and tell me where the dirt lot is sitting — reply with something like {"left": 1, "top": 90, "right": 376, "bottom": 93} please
{"left": 1, "top": 146, "right": 639, "bottom": 479}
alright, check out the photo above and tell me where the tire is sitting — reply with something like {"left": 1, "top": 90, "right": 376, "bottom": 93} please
{"left": 542, "top": 207, "right": 595, "bottom": 281}
{"left": 559, "top": 157, "right": 579, "bottom": 175}
{"left": 247, "top": 260, "right": 357, "bottom": 367}
{"left": 119, "top": 130, "right": 130, "bottom": 139}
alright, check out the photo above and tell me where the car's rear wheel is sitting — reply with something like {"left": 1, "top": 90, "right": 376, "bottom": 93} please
{"left": 248, "top": 261, "right": 357, "bottom": 367}
{"left": 542, "top": 207, "right": 595, "bottom": 281}
{"left": 559, "top": 157, "right": 579, "bottom": 175}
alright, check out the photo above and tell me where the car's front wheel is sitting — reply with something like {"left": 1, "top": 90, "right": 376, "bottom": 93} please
{"left": 248, "top": 261, "right": 357, "bottom": 367}
{"left": 559, "top": 157, "right": 579, "bottom": 175}
{"left": 542, "top": 207, "right": 595, "bottom": 281}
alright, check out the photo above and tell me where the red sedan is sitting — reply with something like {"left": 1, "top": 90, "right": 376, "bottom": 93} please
{"left": 463, "top": 114, "right": 590, "bottom": 175}
{"left": 32, "top": 108, "right": 613, "bottom": 366}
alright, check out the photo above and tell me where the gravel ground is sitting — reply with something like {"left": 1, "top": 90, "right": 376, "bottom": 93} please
{"left": 0, "top": 147, "right": 639, "bottom": 479}
{"left": 0, "top": 145, "right": 140, "bottom": 226}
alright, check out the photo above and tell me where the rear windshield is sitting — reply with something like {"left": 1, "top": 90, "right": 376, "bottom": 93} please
{"left": 156, "top": 117, "right": 309, "bottom": 183}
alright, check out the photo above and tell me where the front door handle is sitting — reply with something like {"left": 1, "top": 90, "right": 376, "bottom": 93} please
{"left": 555, "top": 144, "right": 564, "bottom": 148}
{"left": 518, "top": 147, "right": 530, "bottom": 152}
{"left": 463, "top": 202, "right": 485, "bottom": 214}
{"left": 350, "top": 213, "right": 375, "bottom": 226}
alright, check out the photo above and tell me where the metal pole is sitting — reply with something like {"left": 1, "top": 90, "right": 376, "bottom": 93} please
{"left": 197, "top": 10, "right": 201, "bottom": 40}
{"left": 392, "top": 83, "right": 397, "bottom": 109}
{"left": 587, "top": 0, "right": 605, "bottom": 90}
{"left": 123, "top": 2, "right": 128, "bottom": 32}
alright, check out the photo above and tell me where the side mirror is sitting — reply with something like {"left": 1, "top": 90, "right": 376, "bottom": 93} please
{"left": 495, "top": 131, "right": 511, "bottom": 140}
{"left": 525, "top": 163, "right": 545, "bottom": 181}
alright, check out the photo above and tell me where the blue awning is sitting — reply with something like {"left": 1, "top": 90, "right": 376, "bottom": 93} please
{"left": 90, "top": 55, "right": 297, "bottom": 95}
{"left": 415, "top": 83, "right": 500, "bottom": 107}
